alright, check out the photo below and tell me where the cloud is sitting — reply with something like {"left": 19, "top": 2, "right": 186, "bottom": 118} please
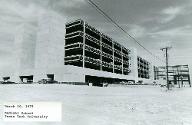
{"left": 53, "top": 0, "right": 85, "bottom": 8}
{"left": 162, "top": 6, "right": 182, "bottom": 15}
{"left": 150, "top": 25, "right": 192, "bottom": 37}
{"left": 127, "top": 24, "right": 146, "bottom": 38}
{"left": 160, "top": 6, "right": 183, "bottom": 23}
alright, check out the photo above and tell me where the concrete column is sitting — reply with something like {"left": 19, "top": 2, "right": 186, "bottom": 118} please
{"left": 83, "top": 21, "right": 85, "bottom": 68}
{"left": 121, "top": 46, "right": 123, "bottom": 74}
{"left": 112, "top": 41, "right": 114, "bottom": 73}
{"left": 129, "top": 48, "right": 138, "bottom": 83}
{"left": 100, "top": 34, "right": 102, "bottom": 71}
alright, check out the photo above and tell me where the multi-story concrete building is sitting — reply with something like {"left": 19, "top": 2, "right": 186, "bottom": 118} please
{"left": 65, "top": 20, "right": 130, "bottom": 74}
{"left": 64, "top": 19, "right": 133, "bottom": 85}
{"left": 63, "top": 19, "right": 153, "bottom": 85}
{"left": 137, "top": 56, "right": 150, "bottom": 79}
{"left": 1, "top": 16, "right": 155, "bottom": 85}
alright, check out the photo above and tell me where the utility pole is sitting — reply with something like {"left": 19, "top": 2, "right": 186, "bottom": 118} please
{"left": 161, "top": 47, "right": 172, "bottom": 90}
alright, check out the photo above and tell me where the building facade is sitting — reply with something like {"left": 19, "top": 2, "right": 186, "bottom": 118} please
{"left": 137, "top": 56, "right": 150, "bottom": 79}
{"left": 65, "top": 19, "right": 130, "bottom": 75}
{"left": 64, "top": 19, "right": 153, "bottom": 84}
{"left": 1, "top": 17, "right": 155, "bottom": 84}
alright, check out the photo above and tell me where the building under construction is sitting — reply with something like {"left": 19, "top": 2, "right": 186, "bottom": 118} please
{"left": 154, "top": 65, "right": 191, "bottom": 87}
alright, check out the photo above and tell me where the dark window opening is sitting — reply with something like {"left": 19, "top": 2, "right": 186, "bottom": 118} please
{"left": 102, "top": 66, "right": 113, "bottom": 73}
{"left": 65, "top": 60, "right": 83, "bottom": 67}
{"left": 102, "top": 37, "right": 112, "bottom": 46}
{"left": 114, "top": 52, "right": 122, "bottom": 59}
{"left": 114, "top": 69, "right": 122, "bottom": 74}
{"left": 66, "top": 20, "right": 81, "bottom": 28}
{"left": 65, "top": 49, "right": 83, "bottom": 57}
{"left": 85, "top": 62, "right": 100, "bottom": 70}
{"left": 85, "top": 28, "right": 100, "bottom": 40}
{"left": 65, "top": 36, "right": 83, "bottom": 45}
{"left": 114, "top": 44, "right": 121, "bottom": 51}
{"left": 114, "top": 61, "right": 122, "bottom": 66}
{"left": 102, "top": 56, "right": 112, "bottom": 63}
{"left": 66, "top": 24, "right": 83, "bottom": 34}
{"left": 85, "top": 39, "right": 100, "bottom": 49}
{"left": 85, "top": 50, "right": 100, "bottom": 59}
{"left": 102, "top": 47, "right": 113, "bottom": 55}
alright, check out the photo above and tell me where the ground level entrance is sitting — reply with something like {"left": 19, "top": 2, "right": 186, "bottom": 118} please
{"left": 85, "top": 75, "right": 128, "bottom": 86}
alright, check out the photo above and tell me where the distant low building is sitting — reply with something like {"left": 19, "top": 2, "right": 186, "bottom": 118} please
{"left": 154, "top": 65, "right": 191, "bottom": 87}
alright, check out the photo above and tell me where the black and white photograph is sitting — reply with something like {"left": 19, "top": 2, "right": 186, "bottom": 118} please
{"left": 0, "top": 0, "right": 192, "bottom": 124}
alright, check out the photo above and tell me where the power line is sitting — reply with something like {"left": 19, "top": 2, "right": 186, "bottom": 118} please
{"left": 87, "top": 0, "right": 165, "bottom": 63}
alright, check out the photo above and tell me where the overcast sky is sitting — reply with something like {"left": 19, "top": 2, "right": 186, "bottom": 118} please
{"left": 0, "top": 0, "right": 192, "bottom": 74}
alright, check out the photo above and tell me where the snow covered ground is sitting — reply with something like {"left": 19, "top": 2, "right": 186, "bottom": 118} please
{"left": 0, "top": 84, "right": 192, "bottom": 125}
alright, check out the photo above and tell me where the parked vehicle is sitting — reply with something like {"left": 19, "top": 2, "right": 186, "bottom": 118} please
{"left": 137, "top": 80, "right": 143, "bottom": 84}
{"left": 1, "top": 81, "right": 16, "bottom": 84}
{"left": 38, "top": 79, "right": 58, "bottom": 84}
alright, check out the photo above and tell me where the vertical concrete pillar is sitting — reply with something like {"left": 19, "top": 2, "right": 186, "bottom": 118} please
{"left": 112, "top": 41, "right": 114, "bottom": 73}
{"left": 100, "top": 33, "right": 102, "bottom": 71}
{"left": 121, "top": 46, "right": 123, "bottom": 74}
{"left": 129, "top": 48, "right": 138, "bottom": 83}
{"left": 83, "top": 21, "right": 86, "bottom": 68}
